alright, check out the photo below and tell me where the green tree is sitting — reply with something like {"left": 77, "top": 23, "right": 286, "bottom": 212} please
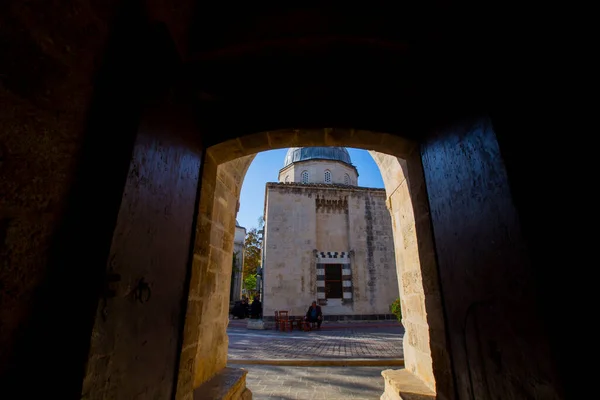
{"left": 243, "top": 274, "right": 257, "bottom": 298}
{"left": 243, "top": 227, "right": 262, "bottom": 276}
{"left": 390, "top": 297, "right": 402, "bottom": 322}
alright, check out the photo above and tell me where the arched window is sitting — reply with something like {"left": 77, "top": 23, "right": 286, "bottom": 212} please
{"left": 344, "top": 174, "right": 350, "bottom": 185}
{"left": 301, "top": 171, "right": 309, "bottom": 184}
{"left": 324, "top": 170, "right": 332, "bottom": 183}
{"left": 285, "top": 175, "right": 289, "bottom": 183}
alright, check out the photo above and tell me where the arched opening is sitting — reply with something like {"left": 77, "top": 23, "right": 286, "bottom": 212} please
{"left": 301, "top": 170, "right": 309, "bottom": 184}
{"left": 324, "top": 169, "right": 331, "bottom": 183}
{"left": 227, "top": 147, "right": 405, "bottom": 398}
{"left": 175, "top": 128, "right": 449, "bottom": 399}
{"left": 0, "top": 3, "right": 567, "bottom": 400}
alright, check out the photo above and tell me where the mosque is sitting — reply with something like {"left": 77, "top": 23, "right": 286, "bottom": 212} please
{"left": 261, "top": 147, "right": 399, "bottom": 321}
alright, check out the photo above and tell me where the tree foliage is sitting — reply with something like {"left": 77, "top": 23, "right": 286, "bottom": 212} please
{"left": 244, "top": 274, "right": 257, "bottom": 297}
{"left": 390, "top": 297, "right": 402, "bottom": 322}
{"left": 241, "top": 216, "right": 264, "bottom": 298}
{"left": 243, "top": 227, "right": 262, "bottom": 276}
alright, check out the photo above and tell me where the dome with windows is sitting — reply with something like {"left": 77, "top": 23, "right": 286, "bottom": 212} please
{"left": 283, "top": 147, "right": 352, "bottom": 168}
{"left": 279, "top": 146, "right": 358, "bottom": 185}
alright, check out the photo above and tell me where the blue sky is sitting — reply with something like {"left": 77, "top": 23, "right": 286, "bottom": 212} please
{"left": 237, "top": 148, "right": 385, "bottom": 231}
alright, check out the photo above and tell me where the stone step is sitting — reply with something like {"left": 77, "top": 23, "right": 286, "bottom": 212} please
{"left": 193, "top": 367, "right": 251, "bottom": 400}
{"left": 380, "top": 369, "right": 436, "bottom": 400}
{"left": 246, "top": 319, "right": 265, "bottom": 330}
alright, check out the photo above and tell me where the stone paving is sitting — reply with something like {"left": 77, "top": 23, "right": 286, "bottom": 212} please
{"left": 227, "top": 322, "right": 405, "bottom": 398}
{"left": 230, "top": 364, "right": 400, "bottom": 399}
{"left": 227, "top": 323, "right": 405, "bottom": 361}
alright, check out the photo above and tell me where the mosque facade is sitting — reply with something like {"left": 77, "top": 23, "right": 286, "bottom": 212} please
{"left": 262, "top": 147, "right": 399, "bottom": 321}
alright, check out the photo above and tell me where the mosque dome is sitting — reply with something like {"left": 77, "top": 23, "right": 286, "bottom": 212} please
{"left": 283, "top": 147, "right": 352, "bottom": 168}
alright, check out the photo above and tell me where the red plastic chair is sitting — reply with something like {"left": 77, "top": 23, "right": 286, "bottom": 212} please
{"left": 277, "top": 310, "right": 293, "bottom": 332}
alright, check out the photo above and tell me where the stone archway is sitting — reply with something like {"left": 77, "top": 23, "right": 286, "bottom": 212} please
{"left": 175, "top": 128, "right": 452, "bottom": 399}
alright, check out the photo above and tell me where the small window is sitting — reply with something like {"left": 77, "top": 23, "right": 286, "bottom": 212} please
{"left": 285, "top": 175, "right": 289, "bottom": 183}
{"left": 324, "top": 170, "right": 331, "bottom": 183}
{"left": 344, "top": 174, "right": 350, "bottom": 185}
{"left": 301, "top": 171, "right": 309, "bottom": 184}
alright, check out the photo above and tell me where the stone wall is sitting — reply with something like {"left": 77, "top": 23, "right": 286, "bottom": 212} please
{"left": 316, "top": 207, "right": 348, "bottom": 251}
{"left": 81, "top": 103, "right": 202, "bottom": 399}
{"left": 262, "top": 184, "right": 316, "bottom": 316}
{"left": 278, "top": 159, "right": 358, "bottom": 185}
{"left": 0, "top": 2, "right": 199, "bottom": 397}
{"left": 175, "top": 154, "right": 253, "bottom": 399}
{"left": 278, "top": 163, "right": 296, "bottom": 183}
{"left": 371, "top": 150, "right": 451, "bottom": 396}
{"left": 421, "top": 117, "right": 562, "bottom": 399}
{"left": 346, "top": 187, "right": 396, "bottom": 315}
{"left": 262, "top": 183, "right": 398, "bottom": 317}
{"left": 0, "top": 1, "right": 123, "bottom": 384}
{"left": 231, "top": 226, "right": 246, "bottom": 302}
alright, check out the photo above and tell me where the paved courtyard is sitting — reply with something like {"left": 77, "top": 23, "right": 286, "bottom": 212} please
{"left": 227, "top": 322, "right": 405, "bottom": 399}
{"left": 231, "top": 364, "right": 400, "bottom": 400}
{"left": 227, "top": 322, "right": 405, "bottom": 361}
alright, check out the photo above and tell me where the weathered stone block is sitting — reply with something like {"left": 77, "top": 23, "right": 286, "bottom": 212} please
{"left": 193, "top": 367, "right": 251, "bottom": 400}
{"left": 238, "top": 131, "right": 271, "bottom": 154}
{"left": 380, "top": 369, "right": 435, "bottom": 400}
{"left": 246, "top": 319, "right": 265, "bottom": 330}
{"left": 267, "top": 129, "right": 299, "bottom": 148}
{"left": 208, "top": 140, "right": 246, "bottom": 164}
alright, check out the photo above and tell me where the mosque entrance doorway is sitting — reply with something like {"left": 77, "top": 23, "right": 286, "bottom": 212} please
{"left": 324, "top": 264, "right": 343, "bottom": 300}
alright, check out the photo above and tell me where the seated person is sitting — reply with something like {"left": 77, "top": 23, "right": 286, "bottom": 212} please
{"left": 241, "top": 297, "right": 250, "bottom": 318}
{"left": 304, "top": 301, "right": 323, "bottom": 329}
{"left": 250, "top": 295, "right": 262, "bottom": 319}
{"left": 231, "top": 300, "right": 247, "bottom": 319}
